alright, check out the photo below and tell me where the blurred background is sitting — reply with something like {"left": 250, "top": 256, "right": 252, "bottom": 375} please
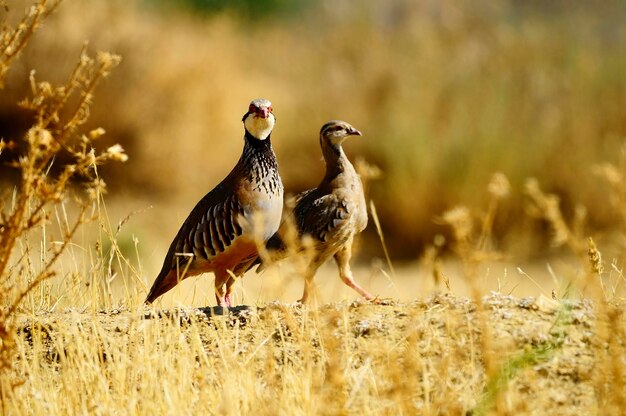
{"left": 1, "top": 0, "right": 625, "bottom": 303}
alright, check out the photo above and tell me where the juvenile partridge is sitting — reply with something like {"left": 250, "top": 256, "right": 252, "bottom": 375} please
{"left": 260, "top": 120, "right": 374, "bottom": 303}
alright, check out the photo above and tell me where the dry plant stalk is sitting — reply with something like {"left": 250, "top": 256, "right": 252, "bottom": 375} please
{"left": 440, "top": 172, "right": 509, "bottom": 266}
{"left": 524, "top": 178, "right": 585, "bottom": 256}
{"left": 438, "top": 172, "right": 510, "bottom": 410}
{"left": 354, "top": 156, "right": 382, "bottom": 199}
{"left": 0, "top": 0, "right": 123, "bottom": 394}
{"left": 525, "top": 180, "right": 626, "bottom": 413}
{"left": 593, "top": 162, "right": 626, "bottom": 235}
{"left": 584, "top": 237, "right": 626, "bottom": 412}
{"left": 0, "top": 0, "right": 61, "bottom": 87}
{"left": 525, "top": 178, "right": 613, "bottom": 297}
{"left": 421, "top": 234, "right": 448, "bottom": 291}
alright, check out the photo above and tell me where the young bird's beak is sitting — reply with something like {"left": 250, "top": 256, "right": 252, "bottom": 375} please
{"left": 348, "top": 127, "right": 362, "bottom": 136}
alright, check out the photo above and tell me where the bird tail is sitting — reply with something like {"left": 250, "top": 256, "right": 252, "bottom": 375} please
{"left": 145, "top": 267, "right": 179, "bottom": 304}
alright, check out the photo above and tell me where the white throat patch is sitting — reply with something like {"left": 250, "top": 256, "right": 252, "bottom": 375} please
{"left": 244, "top": 113, "right": 275, "bottom": 140}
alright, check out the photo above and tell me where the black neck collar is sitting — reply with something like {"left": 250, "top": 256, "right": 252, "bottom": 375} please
{"left": 244, "top": 129, "right": 272, "bottom": 147}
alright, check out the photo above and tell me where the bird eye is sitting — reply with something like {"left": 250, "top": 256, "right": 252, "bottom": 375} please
{"left": 268, "top": 106, "right": 273, "bottom": 113}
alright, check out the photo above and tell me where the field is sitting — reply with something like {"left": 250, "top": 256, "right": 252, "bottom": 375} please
{"left": 1, "top": 0, "right": 626, "bottom": 414}
{"left": 7, "top": 294, "right": 615, "bottom": 415}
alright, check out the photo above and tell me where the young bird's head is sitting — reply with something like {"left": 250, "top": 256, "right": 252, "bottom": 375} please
{"left": 243, "top": 98, "right": 275, "bottom": 140}
{"left": 320, "top": 120, "right": 362, "bottom": 146}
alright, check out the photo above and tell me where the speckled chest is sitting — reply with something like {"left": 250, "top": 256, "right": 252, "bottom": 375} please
{"left": 238, "top": 155, "right": 284, "bottom": 240}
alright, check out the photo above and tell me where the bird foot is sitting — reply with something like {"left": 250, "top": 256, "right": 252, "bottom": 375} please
{"left": 368, "top": 295, "right": 382, "bottom": 305}
{"left": 224, "top": 293, "right": 233, "bottom": 307}
{"left": 368, "top": 296, "right": 394, "bottom": 305}
{"left": 216, "top": 295, "right": 233, "bottom": 308}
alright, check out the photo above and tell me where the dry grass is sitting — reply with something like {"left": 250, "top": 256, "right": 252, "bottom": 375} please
{"left": 0, "top": 0, "right": 125, "bottom": 399}
{"left": 1, "top": 1, "right": 626, "bottom": 415}
{"left": 6, "top": 294, "right": 616, "bottom": 415}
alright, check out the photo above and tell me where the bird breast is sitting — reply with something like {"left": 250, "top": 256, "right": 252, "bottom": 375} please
{"left": 330, "top": 170, "right": 368, "bottom": 234}
{"left": 238, "top": 175, "right": 284, "bottom": 241}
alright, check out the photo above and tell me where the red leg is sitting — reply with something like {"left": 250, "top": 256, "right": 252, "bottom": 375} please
{"left": 224, "top": 276, "right": 236, "bottom": 307}
{"left": 214, "top": 271, "right": 229, "bottom": 307}
{"left": 298, "top": 269, "right": 316, "bottom": 304}
{"left": 298, "top": 258, "right": 323, "bottom": 304}
{"left": 334, "top": 244, "right": 375, "bottom": 301}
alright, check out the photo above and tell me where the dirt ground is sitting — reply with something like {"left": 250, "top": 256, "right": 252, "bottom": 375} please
{"left": 13, "top": 292, "right": 614, "bottom": 415}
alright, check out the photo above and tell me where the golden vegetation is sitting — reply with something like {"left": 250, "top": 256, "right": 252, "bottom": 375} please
{"left": 1, "top": 0, "right": 625, "bottom": 261}
{"left": 7, "top": 295, "right": 612, "bottom": 415}
{"left": 0, "top": 0, "right": 125, "bottom": 396}
{"left": 0, "top": 0, "right": 625, "bottom": 414}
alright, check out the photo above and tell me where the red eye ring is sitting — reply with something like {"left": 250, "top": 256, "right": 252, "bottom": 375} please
{"left": 268, "top": 106, "right": 273, "bottom": 113}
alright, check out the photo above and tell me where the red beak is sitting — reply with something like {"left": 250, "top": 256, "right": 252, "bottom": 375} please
{"left": 256, "top": 107, "right": 270, "bottom": 118}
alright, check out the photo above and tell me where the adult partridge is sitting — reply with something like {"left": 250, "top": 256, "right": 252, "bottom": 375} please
{"left": 145, "top": 99, "right": 283, "bottom": 306}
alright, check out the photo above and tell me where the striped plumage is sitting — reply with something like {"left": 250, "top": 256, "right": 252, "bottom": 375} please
{"left": 145, "top": 99, "right": 283, "bottom": 306}
{"left": 261, "top": 120, "right": 375, "bottom": 303}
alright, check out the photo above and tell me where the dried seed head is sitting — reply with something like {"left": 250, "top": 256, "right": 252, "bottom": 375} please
{"left": 355, "top": 157, "right": 382, "bottom": 181}
{"left": 593, "top": 163, "right": 622, "bottom": 187}
{"left": 63, "top": 165, "right": 76, "bottom": 175}
{"left": 96, "top": 52, "right": 122, "bottom": 74}
{"left": 441, "top": 206, "right": 473, "bottom": 243}
{"left": 87, "top": 178, "right": 107, "bottom": 200}
{"left": 26, "top": 127, "right": 53, "bottom": 150}
{"left": 38, "top": 81, "right": 52, "bottom": 96}
{"left": 488, "top": 172, "right": 510, "bottom": 199}
{"left": 524, "top": 178, "right": 569, "bottom": 247}
{"left": 587, "top": 237, "right": 604, "bottom": 275}
{"left": 89, "top": 128, "right": 106, "bottom": 140}
{"left": 106, "top": 144, "right": 128, "bottom": 162}
{"left": 86, "top": 148, "right": 97, "bottom": 166}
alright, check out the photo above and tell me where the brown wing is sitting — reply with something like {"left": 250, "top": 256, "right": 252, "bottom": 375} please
{"left": 145, "top": 183, "right": 244, "bottom": 303}
{"left": 294, "top": 189, "right": 356, "bottom": 243}
{"left": 181, "top": 193, "right": 244, "bottom": 261}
